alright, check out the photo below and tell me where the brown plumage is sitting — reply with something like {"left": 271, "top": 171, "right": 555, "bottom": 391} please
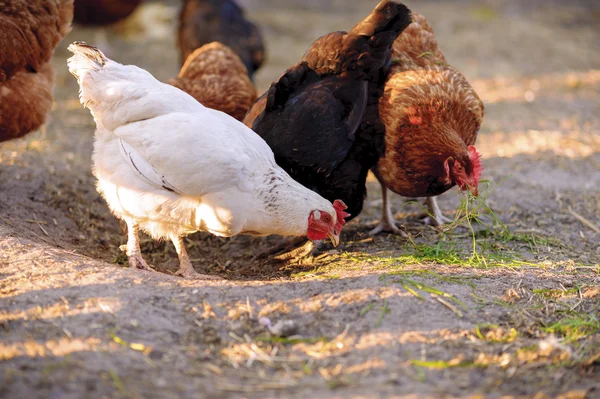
{"left": 169, "top": 42, "right": 256, "bottom": 121}
{"left": 0, "top": 0, "right": 73, "bottom": 142}
{"left": 371, "top": 13, "right": 484, "bottom": 233}
{"left": 73, "top": 0, "right": 141, "bottom": 26}
{"left": 178, "top": 0, "right": 265, "bottom": 78}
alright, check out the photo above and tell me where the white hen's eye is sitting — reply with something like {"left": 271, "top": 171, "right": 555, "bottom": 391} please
{"left": 323, "top": 215, "right": 331, "bottom": 222}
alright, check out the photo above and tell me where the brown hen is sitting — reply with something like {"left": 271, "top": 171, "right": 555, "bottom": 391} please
{"left": 169, "top": 42, "right": 256, "bottom": 121}
{"left": 73, "top": 0, "right": 141, "bottom": 26}
{"left": 371, "top": 13, "right": 484, "bottom": 234}
{"left": 178, "top": 0, "right": 265, "bottom": 78}
{"left": 0, "top": 0, "right": 73, "bottom": 142}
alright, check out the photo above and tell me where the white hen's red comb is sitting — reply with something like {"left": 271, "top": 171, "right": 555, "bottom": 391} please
{"left": 333, "top": 200, "right": 350, "bottom": 232}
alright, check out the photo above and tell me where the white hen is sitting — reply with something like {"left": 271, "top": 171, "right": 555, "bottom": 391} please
{"left": 67, "top": 41, "right": 349, "bottom": 279}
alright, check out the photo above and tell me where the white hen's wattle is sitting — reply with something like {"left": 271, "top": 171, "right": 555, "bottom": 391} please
{"left": 67, "top": 42, "right": 340, "bottom": 278}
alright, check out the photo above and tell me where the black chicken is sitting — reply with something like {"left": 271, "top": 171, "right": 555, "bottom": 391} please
{"left": 178, "top": 0, "right": 265, "bottom": 78}
{"left": 245, "top": 0, "right": 411, "bottom": 224}
{"left": 244, "top": 0, "right": 412, "bottom": 260}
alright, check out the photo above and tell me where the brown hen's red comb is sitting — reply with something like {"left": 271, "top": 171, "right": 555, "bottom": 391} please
{"left": 468, "top": 146, "right": 483, "bottom": 182}
{"left": 333, "top": 200, "right": 350, "bottom": 232}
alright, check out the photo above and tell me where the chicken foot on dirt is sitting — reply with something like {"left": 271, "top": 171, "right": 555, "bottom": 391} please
{"left": 171, "top": 236, "right": 222, "bottom": 280}
{"left": 422, "top": 197, "right": 452, "bottom": 227}
{"left": 120, "top": 219, "right": 154, "bottom": 271}
{"left": 369, "top": 184, "right": 408, "bottom": 237}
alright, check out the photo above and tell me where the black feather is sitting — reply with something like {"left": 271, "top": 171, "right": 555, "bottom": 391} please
{"left": 245, "top": 1, "right": 412, "bottom": 220}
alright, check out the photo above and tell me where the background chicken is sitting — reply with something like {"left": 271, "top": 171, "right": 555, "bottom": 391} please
{"left": 73, "top": 0, "right": 141, "bottom": 26}
{"left": 244, "top": 0, "right": 411, "bottom": 257}
{"left": 67, "top": 41, "right": 348, "bottom": 279}
{"left": 0, "top": 0, "right": 73, "bottom": 142}
{"left": 178, "top": 0, "right": 265, "bottom": 79}
{"left": 169, "top": 42, "right": 256, "bottom": 121}
{"left": 370, "top": 13, "right": 484, "bottom": 234}
{"left": 73, "top": 0, "right": 142, "bottom": 53}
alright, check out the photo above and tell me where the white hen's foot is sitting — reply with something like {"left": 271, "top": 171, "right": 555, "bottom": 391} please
{"left": 172, "top": 235, "right": 222, "bottom": 280}
{"left": 126, "top": 251, "right": 154, "bottom": 271}
{"left": 121, "top": 220, "right": 155, "bottom": 271}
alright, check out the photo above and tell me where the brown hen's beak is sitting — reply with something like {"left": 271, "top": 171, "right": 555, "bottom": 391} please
{"left": 327, "top": 232, "right": 340, "bottom": 247}
{"left": 470, "top": 185, "right": 479, "bottom": 197}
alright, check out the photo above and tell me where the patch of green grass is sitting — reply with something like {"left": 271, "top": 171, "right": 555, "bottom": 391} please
{"left": 381, "top": 274, "right": 467, "bottom": 310}
{"left": 42, "top": 354, "right": 72, "bottom": 376}
{"left": 400, "top": 270, "right": 478, "bottom": 287}
{"left": 290, "top": 269, "right": 319, "bottom": 279}
{"left": 359, "top": 303, "right": 375, "bottom": 317}
{"left": 409, "top": 359, "right": 477, "bottom": 369}
{"left": 256, "top": 336, "right": 328, "bottom": 345}
{"left": 470, "top": 5, "right": 498, "bottom": 21}
{"left": 533, "top": 287, "right": 579, "bottom": 299}
{"left": 108, "top": 369, "right": 125, "bottom": 393}
{"left": 470, "top": 293, "right": 514, "bottom": 309}
{"left": 376, "top": 299, "right": 391, "bottom": 327}
{"left": 475, "top": 323, "right": 518, "bottom": 343}
{"left": 352, "top": 240, "right": 525, "bottom": 269}
{"left": 542, "top": 313, "right": 600, "bottom": 343}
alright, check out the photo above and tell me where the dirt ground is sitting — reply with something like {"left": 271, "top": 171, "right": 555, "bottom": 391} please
{"left": 1, "top": 0, "right": 599, "bottom": 398}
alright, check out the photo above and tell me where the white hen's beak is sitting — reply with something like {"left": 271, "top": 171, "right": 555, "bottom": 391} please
{"left": 328, "top": 232, "right": 340, "bottom": 247}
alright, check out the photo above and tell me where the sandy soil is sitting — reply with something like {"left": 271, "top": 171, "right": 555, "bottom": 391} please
{"left": 1, "top": 0, "right": 599, "bottom": 398}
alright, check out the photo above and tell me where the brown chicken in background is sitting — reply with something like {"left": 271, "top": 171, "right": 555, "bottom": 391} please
{"left": 169, "top": 42, "right": 256, "bottom": 121}
{"left": 0, "top": 0, "right": 73, "bottom": 142}
{"left": 178, "top": 0, "right": 265, "bottom": 79}
{"left": 73, "top": 0, "right": 142, "bottom": 53}
{"left": 371, "top": 13, "right": 484, "bottom": 234}
{"left": 73, "top": 0, "right": 141, "bottom": 26}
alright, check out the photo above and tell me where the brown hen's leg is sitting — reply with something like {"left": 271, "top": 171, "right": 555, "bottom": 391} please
{"left": 423, "top": 197, "right": 452, "bottom": 227}
{"left": 172, "top": 236, "right": 222, "bottom": 280}
{"left": 121, "top": 219, "right": 154, "bottom": 271}
{"left": 369, "top": 185, "right": 407, "bottom": 237}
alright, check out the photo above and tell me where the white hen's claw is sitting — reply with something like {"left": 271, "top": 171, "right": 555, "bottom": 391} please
{"left": 128, "top": 253, "right": 154, "bottom": 271}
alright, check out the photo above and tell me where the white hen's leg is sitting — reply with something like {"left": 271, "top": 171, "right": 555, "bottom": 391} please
{"left": 172, "top": 236, "right": 221, "bottom": 280}
{"left": 369, "top": 184, "right": 407, "bottom": 237}
{"left": 121, "top": 219, "right": 153, "bottom": 271}
{"left": 423, "top": 197, "right": 452, "bottom": 226}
